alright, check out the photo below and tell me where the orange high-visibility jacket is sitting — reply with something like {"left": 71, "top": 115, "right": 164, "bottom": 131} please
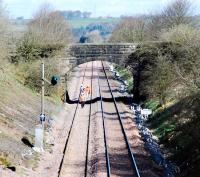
{"left": 80, "top": 92, "right": 86, "bottom": 102}
{"left": 85, "top": 86, "right": 91, "bottom": 94}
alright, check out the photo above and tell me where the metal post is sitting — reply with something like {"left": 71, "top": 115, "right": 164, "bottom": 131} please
{"left": 33, "top": 59, "right": 45, "bottom": 152}
{"left": 41, "top": 59, "right": 45, "bottom": 126}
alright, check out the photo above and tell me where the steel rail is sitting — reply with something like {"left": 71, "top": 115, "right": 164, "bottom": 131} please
{"left": 101, "top": 61, "right": 141, "bottom": 177}
{"left": 97, "top": 62, "right": 111, "bottom": 177}
{"left": 84, "top": 61, "right": 93, "bottom": 177}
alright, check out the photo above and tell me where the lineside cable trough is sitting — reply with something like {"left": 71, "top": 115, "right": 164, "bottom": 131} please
{"left": 33, "top": 59, "right": 60, "bottom": 153}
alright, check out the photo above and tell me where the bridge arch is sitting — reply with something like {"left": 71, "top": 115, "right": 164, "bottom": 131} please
{"left": 66, "top": 43, "right": 137, "bottom": 67}
{"left": 60, "top": 43, "right": 140, "bottom": 103}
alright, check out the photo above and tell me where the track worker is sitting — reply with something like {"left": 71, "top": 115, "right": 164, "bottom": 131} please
{"left": 80, "top": 83, "right": 85, "bottom": 92}
{"left": 80, "top": 91, "right": 86, "bottom": 108}
{"left": 85, "top": 85, "right": 91, "bottom": 99}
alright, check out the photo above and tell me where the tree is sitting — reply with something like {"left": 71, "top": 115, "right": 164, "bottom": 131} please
{"left": 125, "top": 44, "right": 159, "bottom": 103}
{"left": 87, "top": 30, "right": 103, "bottom": 43}
{"left": 109, "top": 16, "right": 146, "bottom": 43}
{"left": 82, "top": 12, "right": 91, "bottom": 18}
{"left": 160, "top": 24, "right": 200, "bottom": 93}
{"left": 149, "top": 55, "right": 174, "bottom": 106}
{"left": 28, "top": 4, "right": 73, "bottom": 45}
{"left": 161, "top": 0, "right": 194, "bottom": 29}
{"left": 145, "top": 0, "right": 197, "bottom": 40}
{"left": 146, "top": 15, "right": 163, "bottom": 40}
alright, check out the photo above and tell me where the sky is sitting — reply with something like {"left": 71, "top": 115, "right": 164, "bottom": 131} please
{"left": 3, "top": 0, "right": 200, "bottom": 19}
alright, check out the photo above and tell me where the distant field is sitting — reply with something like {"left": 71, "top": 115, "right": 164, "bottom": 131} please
{"left": 12, "top": 17, "right": 120, "bottom": 30}
{"left": 68, "top": 18, "right": 120, "bottom": 28}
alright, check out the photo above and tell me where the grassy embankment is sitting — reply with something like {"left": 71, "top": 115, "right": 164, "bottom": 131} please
{"left": 0, "top": 66, "right": 61, "bottom": 170}
{"left": 0, "top": 37, "right": 65, "bottom": 173}
{"left": 146, "top": 95, "right": 200, "bottom": 177}
{"left": 114, "top": 62, "right": 200, "bottom": 177}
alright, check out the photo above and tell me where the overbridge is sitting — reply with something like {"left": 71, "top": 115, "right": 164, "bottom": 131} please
{"left": 60, "top": 43, "right": 137, "bottom": 101}
{"left": 65, "top": 43, "right": 137, "bottom": 67}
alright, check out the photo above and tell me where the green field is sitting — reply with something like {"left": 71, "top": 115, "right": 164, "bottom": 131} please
{"left": 12, "top": 17, "right": 120, "bottom": 29}
{"left": 68, "top": 17, "right": 120, "bottom": 28}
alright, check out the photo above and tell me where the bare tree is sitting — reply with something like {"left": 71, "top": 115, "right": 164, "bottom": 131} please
{"left": 87, "top": 30, "right": 103, "bottom": 43}
{"left": 160, "top": 24, "right": 200, "bottom": 92}
{"left": 28, "top": 3, "right": 73, "bottom": 45}
{"left": 146, "top": 15, "right": 163, "bottom": 40}
{"left": 161, "top": 0, "right": 194, "bottom": 28}
{"left": 145, "top": 0, "right": 197, "bottom": 40}
{"left": 109, "top": 16, "right": 146, "bottom": 43}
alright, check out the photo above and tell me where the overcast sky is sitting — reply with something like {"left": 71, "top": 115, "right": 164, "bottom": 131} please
{"left": 3, "top": 0, "right": 200, "bottom": 19}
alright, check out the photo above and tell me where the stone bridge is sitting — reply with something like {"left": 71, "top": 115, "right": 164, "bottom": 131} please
{"left": 60, "top": 43, "right": 137, "bottom": 100}
{"left": 65, "top": 43, "right": 137, "bottom": 68}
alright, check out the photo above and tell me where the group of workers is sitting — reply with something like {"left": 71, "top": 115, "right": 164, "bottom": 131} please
{"left": 79, "top": 84, "right": 91, "bottom": 107}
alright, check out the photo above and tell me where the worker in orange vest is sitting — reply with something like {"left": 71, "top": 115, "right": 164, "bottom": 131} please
{"left": 85, "top": 85, "right": 91, "bottom": 99}
{"left": 80, "top": 91, "right": 86, "bottom": 108}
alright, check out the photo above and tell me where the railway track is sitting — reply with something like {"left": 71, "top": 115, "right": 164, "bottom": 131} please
{"left": 58, "top": 62, "right": 93, "bottom": 177}
{"left": 58, "top": 61, "right": 141, "bottom": 177}
{"left": 98, "top": 60, "right": 141, "bottom": 177}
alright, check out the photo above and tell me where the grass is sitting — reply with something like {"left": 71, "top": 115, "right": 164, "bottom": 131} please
{"left": 145, "top": 99, "right": 160, "bottom": 111}
{"left": 0, "top": 154, "right": 12, "bottom": 168}
{"left": 0, "top": 67, "right": 58, "bottom": 172}
{"left": 147, "top": 94, "right": 200, "bottom": 176}
{"left": 113, "top": 64, "right": 133, "bottom": 93}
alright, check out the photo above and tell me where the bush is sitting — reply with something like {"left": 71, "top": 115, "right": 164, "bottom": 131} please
{"left": 15, "top": 32, "right": 65, "bottom": 63}
{"left": 16, "top": 57, "right": 61, "bottom": 97}
{"left": 109, "top": 17, "right": 146, "bottom": 42}
{"left": 160, "top": 24, "right": 200, "bottom": 92}
{"left": 28, "top": 5, "right": 73, "bottom": 45}
{"left": 0, "top": 1, "right": 10, "bottom": 66}
{"left": 148, "top": 54, "right": 174, "bottom": 106}
{"left": 160, "top": 24, "right": 200, "bottom": 46}
{"left": 16, "top": 33, "right": 40, "bottom": 62}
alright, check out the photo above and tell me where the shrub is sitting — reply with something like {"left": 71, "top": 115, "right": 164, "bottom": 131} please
{"left": 109, "top": 17, "right": 146, "bottom": 42}
{"left": 160, "top": 24, "right": 200, "bottom": 93}
{"left": 148, "top": 54, "right": 174, "bottom": 106}
{"left": 28, "top": 5, "right": 73, "bottom": 46}
{"left": 160, "top": 24, "right": 200, "bottom": 46}
{"left": 0, "top": 1, "right": 10, "bottom": 66}
{"left": 16, "top": 33, "right": 40, "bottom": 62}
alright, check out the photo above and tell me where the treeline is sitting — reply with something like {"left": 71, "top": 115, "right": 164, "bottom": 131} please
{"left": 109, "top": 0, "right": 200, "bottom": 176}
{"left": 60, "top": 10, "right": 91, "bottom": 19}
{"left": 74, "top": 22, "right": 116, "bottom": 43}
